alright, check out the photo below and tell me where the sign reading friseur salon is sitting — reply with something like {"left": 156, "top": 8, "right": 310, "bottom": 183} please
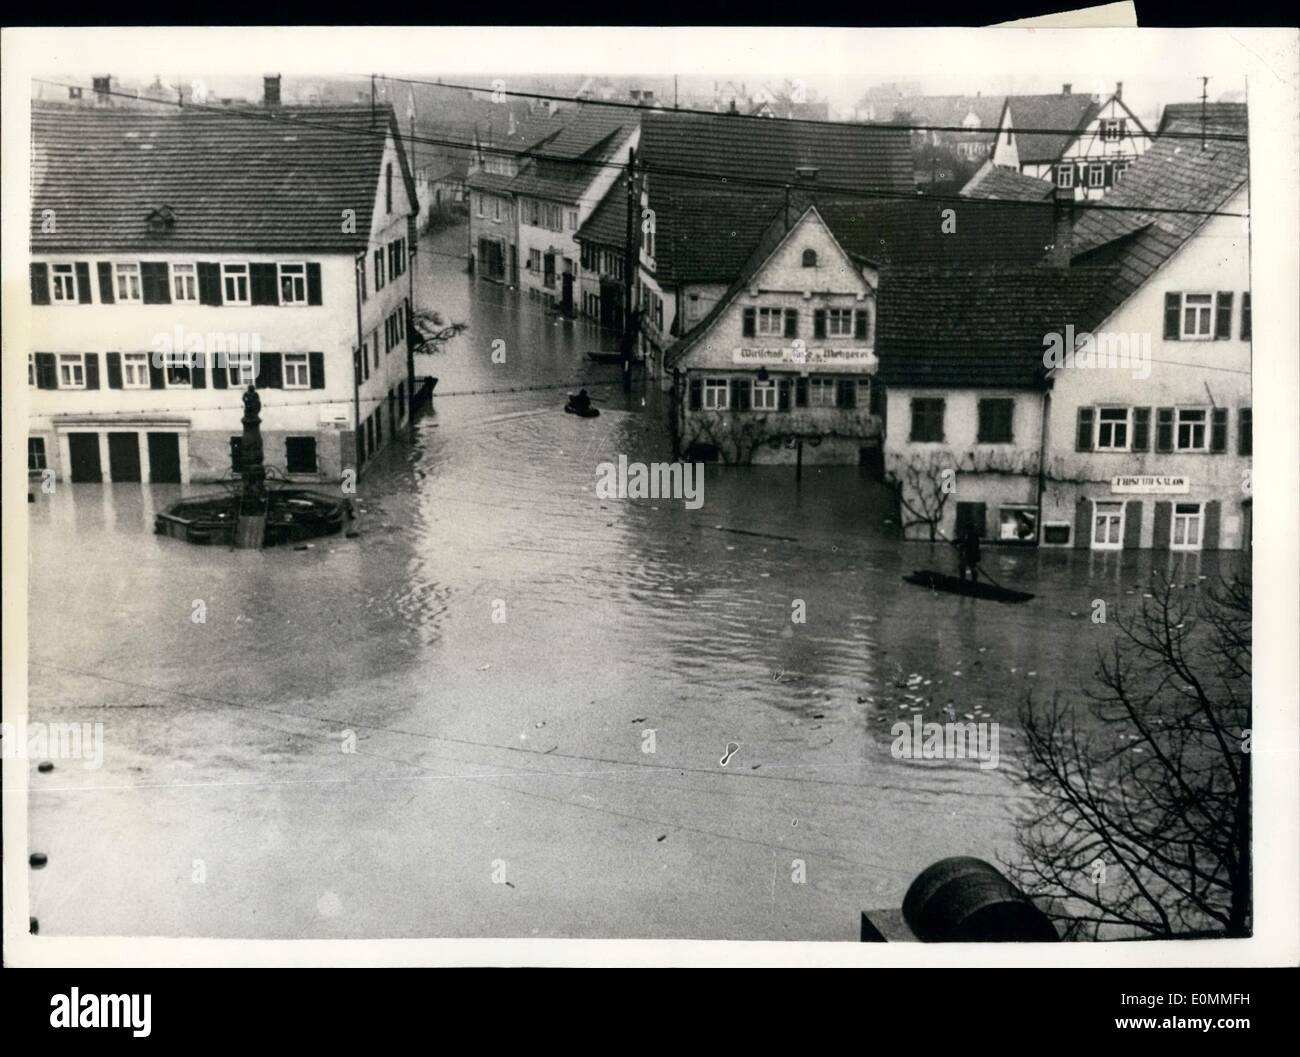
{"left": 1110, "top": 475, "right": 1190, "bottom": 494}
{"left": 733, "top": 347, "right": 879, "bottom": 370}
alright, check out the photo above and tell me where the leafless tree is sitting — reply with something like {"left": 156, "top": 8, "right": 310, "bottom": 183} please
{"left": 884, "top": 450, "right": 957, "bottom": 541}
{"left": 1008, "top": 564, "right": 1252, "bottom": 939}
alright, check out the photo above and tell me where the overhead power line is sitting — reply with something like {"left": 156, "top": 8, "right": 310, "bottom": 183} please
{"left": 30, "top": 78, "right": 1248, "bottom": 223}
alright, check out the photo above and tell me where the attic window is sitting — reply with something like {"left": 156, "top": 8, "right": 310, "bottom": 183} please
{"left": 801, "top": 249, "right": 818, "bottom": 268}
{"left": 146, "top": 207, "right": 176, "bottom": 236}
{"left": 795, "top": 165, "right": 819, "bottom": 181}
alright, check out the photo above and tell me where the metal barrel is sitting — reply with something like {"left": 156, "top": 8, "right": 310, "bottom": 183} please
{"left": 902, "top": 857, "right": 1059, "bottom": 942}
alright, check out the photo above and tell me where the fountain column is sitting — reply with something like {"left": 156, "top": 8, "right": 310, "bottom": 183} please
{"left": 233, "top": 385, "right": 267, "bottom": 549}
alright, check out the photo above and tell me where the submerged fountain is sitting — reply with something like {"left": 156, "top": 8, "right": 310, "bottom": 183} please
{"left": 155, "top": 385, "right": 352, "bottom": 548}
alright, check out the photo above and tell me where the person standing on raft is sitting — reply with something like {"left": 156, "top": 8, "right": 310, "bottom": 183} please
{"left": 953, "top": 524, "right": 981, "bottom": 583}
{"left": 570, "top": 389, "right": 592, "bottom": 414}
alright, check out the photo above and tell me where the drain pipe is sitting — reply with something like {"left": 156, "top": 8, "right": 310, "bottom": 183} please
{"left": 353, "top": 251, "right": 365, "bottom": 473}
{"left": 1036, "top": 382, "right": 1052, "bottom": 542}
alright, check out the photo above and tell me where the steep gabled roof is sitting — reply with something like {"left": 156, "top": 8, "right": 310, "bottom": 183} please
{"left": 1070, "top": 116, "right": 1249, "bottom": 328}
{"left": 30, "top": 102, "right": 415, "bottom": 253}
{"left": 575, "top": 176, "right": 629, "bottom": 248}
{"left": 960, "top": 161, "right": 1054, "bottom": 202}
{"left": 1001, "top": 93, "right": 1101, "bottom": 164}
{"left": 874, "top": 264, "right": 1119, "bottom": 388}
{"left": 1157, "top": 102, "right": 1248, "bottom": 136}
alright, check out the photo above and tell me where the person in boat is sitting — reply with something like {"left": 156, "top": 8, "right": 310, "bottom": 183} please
{"left": 570, "top": 389, "right": 592, "bottom": 414}
{"left": 954, "top": 523, "right": 982, "bottom": 583}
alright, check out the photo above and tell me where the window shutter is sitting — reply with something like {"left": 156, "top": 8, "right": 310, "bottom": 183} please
{"left": 30, "top": 263, "right": 50, "bottom": 305}
{"left": 255, "top": 352, "right": 283, "bottom": 389}
{"left": 35, "top": 353, "right": 57, "bottom": 389}
{"left": 1151, "top": 501, "right": 1171, "bottom": 550}
{"left": 795, "top": 376, "right": 808, "bottom": 408}
{"left": 1210, "top": 407, "right": 1228, "bottom": 452}
{"left": 149, "top": 356, "right": 166, "bottom": 389}
{"left": 1075, "top": 407, "right": 1094, "bottom": 451}
{"left": 1238, "top": 408, "right": 1252, "bottom": 455}
{"left": 198, "top": 263, "right": 223, "bottom": 305}
{"left": 1241, "top": 292, "right": 1251, "bottom": 340}
{"left": 854, "top": 309, "right": 868, "bottom": 340}
{"left": 836, "top": 378, "right": 857, "bottom": 409}
{"left": 1072, "top": 498, "right": 1090, "bottom": 548}
{"left": 309, "top": 352, "right": 326, "bottom": 389}
{"left": 778, "top": 378, "right": 791, "bottom": 411}
{"left": 742, "top": 308, "right": 755, "bottom": 338}
{"left": 1214, "top": 292, "right": 1233, "bottom": 339}
{"left": 1202, "top": 500, "right": 1221, "bottom": 550}
{"left": 191, "top": 352, "right": 207, "bottom": 389}
{"left": 813, "top": 309, "right": 826, "bottom": 339}
{"left": 688, "top": 377, "right": 702, "bottom": 410}
{"left": 141, "top": 262, "right": 171, "bottom": 304}
{"left": 211, "top": 359, "right": 228, "bottom": 389}
{"left": 784, "top": 309, "right": 798, "bottom": 338}
{"left": 730, "top": 378, "right": 750, "bottom": 411}
{"left": 97, "top": 262, "right": 115, "bottom": 304}
{"left": 1131, "top": 407, "right": 1151, "bottom": 451}
{"left": 249, "top": 263, "right": 279, "bottom": 306}
{"left": 307, "top": 263, "right": 322, "bottom": 305}
{"left": 1103, "top": 162, "right": 1113, "bottom": 188}
{"left": 84, "top": 353, "right": 100, "bottom": 389}
{"left": 1155, "top": 407, "right": 1175, "bottom": 453}
{"left": 75, "top": 262, "right": 92, "bottom": 303}
{"left": 106, "top": 352, "right": 123, "bottom": 389}
{"left": 1123, "top": 500, "right": 1142, "bottom": 548}
{"left": 359, "top": 257, "right": 367, "bottom": 302}
{"left": 1163, "top": 292, "right": 1180, "bottom": 339}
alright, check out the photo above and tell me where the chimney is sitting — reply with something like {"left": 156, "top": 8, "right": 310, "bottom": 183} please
{"left": 264, "top": 74, "right": 281, "bottom": 107}
{"left": 1115, "top": 81, "right": 1123, "bottom": 101}
{"left": 1048, "top": 185, "right": 1075, "bottom": 268}
{"left": 1062, "top": 83, "right": 1072, "bottom": 95}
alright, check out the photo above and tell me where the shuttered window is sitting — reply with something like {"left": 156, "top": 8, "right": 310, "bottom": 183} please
{"left": 1238, "top": 408, "right": 1252, "bottom": 455}
{"left": 1155, "top": 408, "right": 1175, "bottom": 452}
{"left": 141, "top": 262, "right": 171, "bottom": 304}
{"left": 1210, "top": 408, "right": 1228, "bottom": 452}
{"left": 1076, "top": 406, "right": 1095, "bottom": 451}
{"left": 977, "top": 399, "right": 1014, "bottom": 443}
{"left": 910, "top": 398, "right": 944, "bottom": 442}
{"left": 1131, "top": 407, "right": 1152, "bottom": 451}
{"left": 31, "top": 263, "right": 51, "bottom": 305}
{"left": 1241, "top": 292, "right": 1251, "bottom": 339}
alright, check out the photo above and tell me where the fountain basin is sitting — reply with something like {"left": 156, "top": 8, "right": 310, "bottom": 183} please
{"left": 155, "top": 489, "right": 351, "bottom": 546}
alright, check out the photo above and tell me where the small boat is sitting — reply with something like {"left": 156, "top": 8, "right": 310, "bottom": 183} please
{"left": 586, "top": 351, "right": 624, "bottom": 365}
{"left": 902, "top": 569, "right": 1034, "bottom": 604}
{"left": 565, "top": 398, "right": 600, "bottom": 418}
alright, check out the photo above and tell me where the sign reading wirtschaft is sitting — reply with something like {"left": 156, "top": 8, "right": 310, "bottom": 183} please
{"left": 733, "top": 347, "right": 878, "bottom": 370}
{"left": 1111, "top": 475, "right": 1190, "bottom": 494}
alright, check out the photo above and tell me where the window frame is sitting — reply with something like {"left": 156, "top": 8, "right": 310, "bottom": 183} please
{"left": 51, "top": 263, "right": 79, "bottom": 303}
{"left": 997, "top": 505, "right": 1038, "bottom": 543}
{"left": 1087, "top": 162, "right": 1105, "bottom": 188}
{"left": 285, "top": 436, "right": 319, "bottom": 475}
{"left": 163, "top": 350, "right": 192, "bottom": 389}
{"left": 115, "top": 262, "right": 143, "bottom": 303}
{"left": 1091, "top": 499, "right": 1126, "bottom": 550}
{"left": 278, "top": 262, "right": 308, "bottom": 306}
{"left": 282, "top": 352, "right": 311, "bottom": 390}
{"left": 808, "top": 377, "right": 836, "bottom": 408}
{"left": 1101, "top": 118, "right": 1122, "bottom": 142}
{"left": 221, "top": 262, "right": 251, "bottom": 306}
{"left": 227, "top": 351, "right": 256, "bottom": 388}
{"left": 122, "top": 351, "right": 150, "bottom": 389}
{"left": 1095, "top": 406, "right": 1132, "bottom": 452}
{"left": 171, "top": 262, "right": 198, "bottom": 303}
{"left": 909, "top": 397, "right": 945, "bottom": 443}
{"left": 58, "top": 352, "right": 86, "bottom": 389}
{"left": 1175, "top": 407, "right": 1209, "bottom": 452}
{"left": 825, "top": 308, "right": 854, "bottom": 338}
{"left": 756, "top": 307, "right": 784, "bottom": 336}
{"left": 702, "top": 377, "right": 729, "bottom": 410}
{"left": 752, "top": 378, "right": 779, "bottom": 411}
{"left": 28, "top": 437, "right": 48, "bottom": 473}
{"left": 1171, "top": 501, "right": 1204, "bottom": 551}
{"left": 1056, "top": 164, "right": 1074, "bottom": 189}
{"left": 1180, "top": 293, "right": 1214, "bottom": 340}
{"left": 977, "top": 397, "right": 1015, "bottom": 444}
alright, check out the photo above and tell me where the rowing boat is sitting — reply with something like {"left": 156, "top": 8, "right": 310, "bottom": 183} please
{"left": 902, "top": 569, "right": 1034, "bottom": 604}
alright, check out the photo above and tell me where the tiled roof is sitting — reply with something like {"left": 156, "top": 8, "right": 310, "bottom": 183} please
{"left": 960, "top": 161, "right": 1054, "bottom": 202}
{"left": 816, "top": 196, "right": 1056, "bottom": 267}
{"left": 640, "top": 110, "right": 914, "bottom": 197}
{"left": 1157, "top": 102, "right": 1248, "bottom": 135}
{"left": 1070, "top": 116, "right": 1249, "bottom": 328}
{"left": 874, "top": 264, "right": 1119, "bottom": 388}
{"left": 891, "top": 94, "right": 1004, "bottom": 133}
{"left": 575, "top": 177, "right": 628, "bottom": 248}
{"left": 1003, "top": 93, "right": 1101, "bottom": 163}
{"left": 31, "top": 102, "right": 414, "bottom": 254}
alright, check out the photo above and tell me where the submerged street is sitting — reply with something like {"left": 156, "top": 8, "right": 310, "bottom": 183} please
{"left": 25, "top": 223, "right": 1230, "bottom": 941}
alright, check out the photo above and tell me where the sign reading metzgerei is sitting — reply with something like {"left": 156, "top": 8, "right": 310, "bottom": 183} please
{"left": 733, "top": 347, "right": 878, "bottom": 369}
{"left": 1110, "top": 475, "right": 1190, "bottom": 494}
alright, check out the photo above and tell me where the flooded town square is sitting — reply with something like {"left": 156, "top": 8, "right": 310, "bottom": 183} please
{"left": 24, "top": 223, "right": 1231, "bottom": 941}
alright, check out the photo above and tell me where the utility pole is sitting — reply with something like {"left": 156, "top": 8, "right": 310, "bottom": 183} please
{"left": 621, "top": 146, "right": 639, "bottom": 393}
{"left": 1200, "top": 76, "right": 1209, "bottom": 150}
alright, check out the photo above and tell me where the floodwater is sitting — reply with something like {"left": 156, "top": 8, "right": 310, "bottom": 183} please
{"left": 22, "top": 223, "right": 1237, "bottom": 941}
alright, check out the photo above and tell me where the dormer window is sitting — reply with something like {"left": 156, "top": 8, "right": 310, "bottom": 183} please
{"left": 801, "top": 249, "right": 818, "bottom": 268}
{"left": 146, "top": 207, "right": 175, "bottom": 236}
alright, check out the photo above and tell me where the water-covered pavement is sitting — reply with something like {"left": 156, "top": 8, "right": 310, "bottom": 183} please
{"left": 24, "top": 223, "right": 1232, "bottom": 941}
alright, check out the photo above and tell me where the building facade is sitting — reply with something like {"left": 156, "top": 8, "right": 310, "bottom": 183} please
{"left": 27, "top": 102, "right": 418, "bottom": 486}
